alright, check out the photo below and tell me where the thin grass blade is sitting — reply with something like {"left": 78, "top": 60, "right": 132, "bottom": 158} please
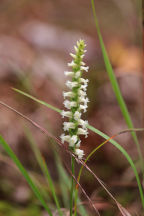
{"left": 75, "top": 130, "right": 144, "bottom": 213}
{"left": 55, "top": 155, "right": 70, "bottom": 208}
{"left": 24, "top": 126, "right": 62, "bottom": 216}
{"left": 0, "top": 136, "right": 53, "bottom": 216}
{"left": 90, "top": 0, "right": 143, "bottom": 173}
{"left": 87, "top": 124, "right": 144, "bottom": 208}
{"left": 12, "top": 88, "right": 61, "bottom": 113}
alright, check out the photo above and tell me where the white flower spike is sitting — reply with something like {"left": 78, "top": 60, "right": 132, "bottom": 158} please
{"left": 60, "top": 39, "right": 89, "bottom": 160}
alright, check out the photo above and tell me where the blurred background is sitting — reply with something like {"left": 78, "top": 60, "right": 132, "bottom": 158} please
{"left": 0, "top": 0, "right": 143, "bottom": 215}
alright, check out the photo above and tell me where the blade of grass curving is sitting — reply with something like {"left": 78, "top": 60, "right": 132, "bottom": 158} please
{"left": 0, "top": 100, "right": 142, "bottom": 213}
{"left": 87, "top": 125, "right": 144, "bottom": 208}
{"left": 12, "top": 88, "right": 61, "bottom": 113}
{"left": 75, "top": 129, "right": 144, "bottom": 214}
{"left": 90, "top": 0, "right": 143, "bottom": 173}
{"left": 79, "top": 157, "right": 132, "bottom": 215}
{"left": 23, "top": 126, "right": 62, "bottom": 216}
{"left": 0, "top": 136, "right": 53, "bottom": 216}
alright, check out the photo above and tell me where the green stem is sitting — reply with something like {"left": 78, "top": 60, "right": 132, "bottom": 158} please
{"left": 70, "top": 156, "right": 75, "bottom": 216}
{"left": 74, "top": 188, "right": 78, "bottom": 216}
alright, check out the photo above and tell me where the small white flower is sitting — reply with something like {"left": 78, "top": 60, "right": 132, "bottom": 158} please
{"left": 61, "top": 110, "right": 72, "bottom": 118}
{"left": 63, "top": 91, "right": 75, "bottom": 99}
{"left": 69, "top": 135, "right": 78, "bottom": 147}
{"left": 81, "top": 54, "right": 84, "bottom": 58}
{"left": 60, "top": 134, "right": 71, "bottom": 144}
{"left": 74, "top": 111, "right": 81, "bottom": 121}
{"left": 75, "top": 71, "right": 81, "bottom": 78}
{"left": 68, "top": 60, "right": 76, "bottom": 67}
{"left": 80, "top": 78, "right": 89, "bottom": 84}
{"left": 80, "top": 66, "right": 89, "bottom": 72}
{"left": 80, "top": 61, "right": 85, "bottom": 66}
{"left": 78, "top": 89, "right": 87, "bottom": 97}
{"left": 74, "top": 45, "right": 78, "bottom": 52}
{"left": 76, "top": 140, "right": 81, "bottom": 147}
{"left": 84, "top": 97, "right": 89, "bottom": 106}
{"left": 80, "top": 104, "right": 88, "bottom": 113}
{"left": 78, "top": 119, "right": 88, "bottom": 128}
{"left": 80, "top": 84, "right": 88, "bottom": 91}
{"left": 70, "top": 53, "right": 76, "bottom": 58}
{"left": 75, "top": 149, "right": 84, "bottom": 159}
{"left": 64, "top": 71, "right": 74, "bottom": 77}
{"left": 63, "top": 122, "right": 75, "bottom": 131}
{"left": 79, "top": 97, "right": 89, "bottom": 105}
{"left": 64, "top": 100, "right": 77, "bottom": 109}
{"left": 77, "top": 40, "right": 80, "bottom": 46}
{"left": 66, "top": 80, "right": 79, "bottom": 89}
{"left": 78, "top": 128, "right": 88, "bottom": 137}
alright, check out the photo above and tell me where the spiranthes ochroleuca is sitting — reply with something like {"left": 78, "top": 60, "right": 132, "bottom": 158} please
{"left": 60, "top": 39, "right": 89, "bottom": 160}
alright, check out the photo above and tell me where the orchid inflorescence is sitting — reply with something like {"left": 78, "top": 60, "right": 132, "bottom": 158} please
{"left": 60, "top": 39, "right": 89, "bottom": 160}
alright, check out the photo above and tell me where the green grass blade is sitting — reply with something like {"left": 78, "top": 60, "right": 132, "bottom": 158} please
{"left": 13, "top": 88, "right": 61, "bottom": 113}
{"left": 57, "top": 162, "right": 70, "bottom": 208}
{"left": 0, "top": 136, "right": 53, "bottom": 216}
{"left": 90, "top": 0, "right": 143, "bottom": 172}
{"left": 29, "top": 173, "right": 50, "bottom": 202}
{"left": 87, "top": 124, "right": 144, "bottom": 208}
{"left": 56, "top": 158, "right": 87, "bottom": 216}
{"left": 70, "top": 156, "right": 75, "bottom": 216}
{"left": 55, "top": 154, "right": 87, "bottom": 216}
{"left": 75, "top": 138, "right": 144, "bottom": 213}
{"left": 54, "top": 151, "right": 70, "bottom": 208}
{"left": 23, "top": 126, "right": 62, "bottom": 216}
{"left": 74, "top": 129, "right": 144, "bottom": 211}
{"left": 42, "top": 159, "right": 63, "bottom": 216}
{"left": 13, "top": 89, "right": 144, "bottom": 208}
